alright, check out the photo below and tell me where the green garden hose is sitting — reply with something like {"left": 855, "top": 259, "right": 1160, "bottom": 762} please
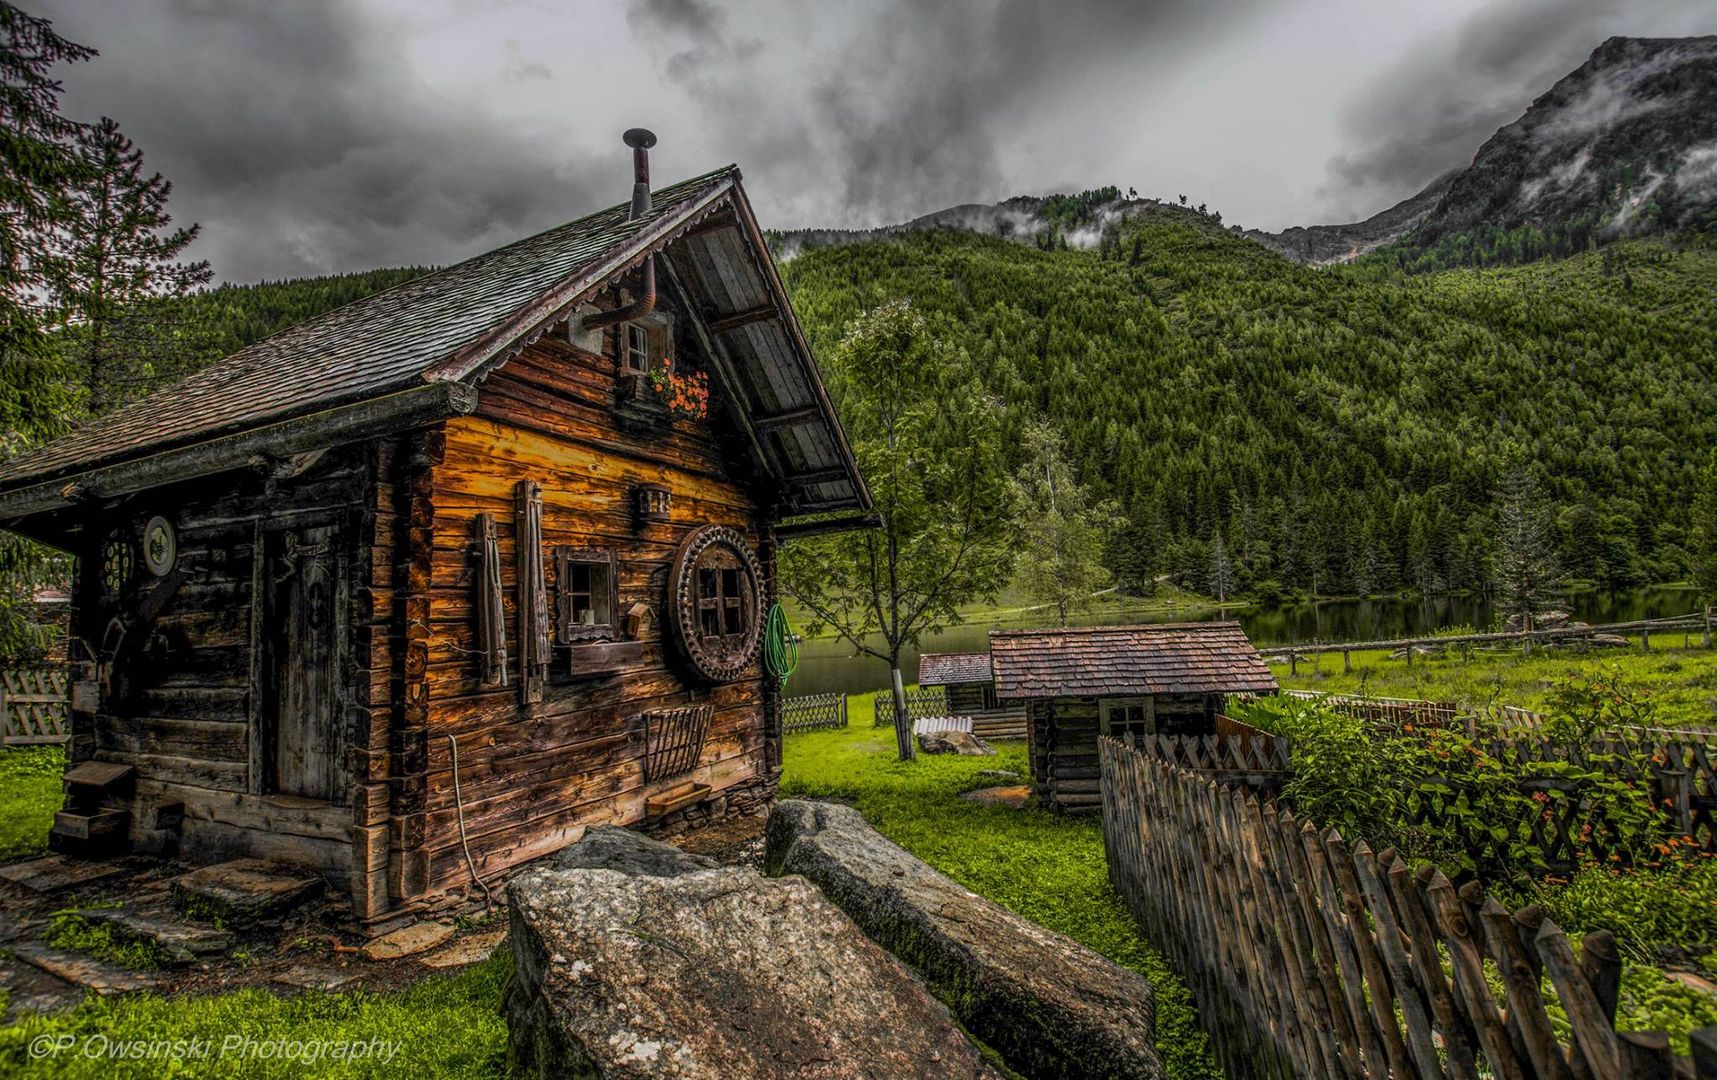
{"left": 763, "top": 602, "right": 799, "bottom": 687}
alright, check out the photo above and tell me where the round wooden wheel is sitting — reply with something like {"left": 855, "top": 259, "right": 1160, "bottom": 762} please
{"left": 668, "top": 525, "right": 765, "bottom": 682}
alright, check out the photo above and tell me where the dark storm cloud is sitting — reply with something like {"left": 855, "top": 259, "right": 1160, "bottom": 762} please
{"left": 38, "top": 0, "right": 608, "bottom": 281}
{"left": 627, "top": 0, "right": 1266, "bottom": 225}
{"left": 1322, "top": 0, "right": 1715, "bottom": 220}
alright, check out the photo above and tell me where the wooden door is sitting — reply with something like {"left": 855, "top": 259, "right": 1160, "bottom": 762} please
{"left": 266, "top": 524, "right": 345, "bottom": 801}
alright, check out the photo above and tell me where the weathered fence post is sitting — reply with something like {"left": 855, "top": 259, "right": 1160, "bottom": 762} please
{"left": 1289, "top": 652, "right": 1297, "bottom": 676}
{"left": 1642, "top": 627, "right": 1652, "bottom": 652}
{"left": 1705, "top": 606, "right": 1712, "bottom": 649}
{"left": 1341, "top": 649, "right": 1351, "bottom": 674}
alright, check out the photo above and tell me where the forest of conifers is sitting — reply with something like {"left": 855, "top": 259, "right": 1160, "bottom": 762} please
{"left": 779, "top": 207, "right": 1717, "bottom": 599}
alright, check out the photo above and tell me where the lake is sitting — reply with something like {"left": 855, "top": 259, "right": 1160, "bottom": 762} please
{"left": 782, "top": 586, "right": 1708, "bottom": 696}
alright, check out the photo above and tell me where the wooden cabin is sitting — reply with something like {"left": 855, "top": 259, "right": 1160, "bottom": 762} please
{"left": 915, "top": 652, "right": 1026, "bottom": 740}
{"left": 989, "top": 623, "right": 1277, "bottom": 811}
{"left": 0, "top": 133, "right": 872, "bottom": 922}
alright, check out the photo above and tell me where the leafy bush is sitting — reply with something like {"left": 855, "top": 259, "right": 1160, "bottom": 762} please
{"left": 1516, "top": 849, "right": 1717, "bottom": 962}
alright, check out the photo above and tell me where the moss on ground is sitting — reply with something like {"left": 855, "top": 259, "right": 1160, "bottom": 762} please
{"left": 0, "top": 952, "right": 509, "bottom": 1078}
{"left": 781, "top": 695, "right": 1221, "bottom": 1080}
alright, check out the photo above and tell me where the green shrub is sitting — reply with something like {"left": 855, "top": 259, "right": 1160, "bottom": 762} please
{"left": 1518, "top": 849, "right": 1717, "bottom": 962}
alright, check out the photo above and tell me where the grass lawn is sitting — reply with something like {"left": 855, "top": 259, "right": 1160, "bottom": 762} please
{"left": 781, "top": 700, "right": 1220, "bottom": 1080}
{"left": 1279, "top": 637, "right": 1717, "bottom": 726}
{"left": 0, "top": 746, "right": 65, "bottom": 862}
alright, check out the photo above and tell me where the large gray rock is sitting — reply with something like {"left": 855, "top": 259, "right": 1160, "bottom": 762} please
{"left": 548, "top": 825, "right": 716, "bottom": 877}
{"left": 504, "top": 862, "right": 1004, "bottom": 1079}
{"left": 765, "top": 800, "right": 1163, "bottom": 1080}
{"left": 918, "top": 730, "right": 996, "bottom": 756}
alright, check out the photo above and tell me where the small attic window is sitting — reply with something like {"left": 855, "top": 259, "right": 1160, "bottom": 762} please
{"left": 624, "top": 324, "right": 651, "bottom": 374}
{"left": 622, "top": 314, "right": 672, "bottom": 375}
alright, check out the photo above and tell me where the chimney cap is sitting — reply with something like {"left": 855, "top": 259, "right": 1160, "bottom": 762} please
{"left": 623, "top": 128, "right": 658, "bottom": 150}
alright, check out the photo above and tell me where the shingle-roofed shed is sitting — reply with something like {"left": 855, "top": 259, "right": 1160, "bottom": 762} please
{"left": 991, "top": 623, "right": 1277, "bottom": 811}
{"left": 915, "top": 651, "right": 1026, "bottom": 741}
{"left": 0, "top": 140, "right": 871, "bottom": 922}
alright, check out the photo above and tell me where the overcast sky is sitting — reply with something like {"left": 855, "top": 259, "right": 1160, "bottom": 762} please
{"left": 34, "top": 0, "right": 1717, "bottom": 283}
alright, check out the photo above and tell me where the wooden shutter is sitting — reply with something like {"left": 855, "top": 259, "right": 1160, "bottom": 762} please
{"left": 515, "top": 480, "right": 549, "bottom": 702}
{"left": 475, "top": 513, "right": 508, "bottom": 686}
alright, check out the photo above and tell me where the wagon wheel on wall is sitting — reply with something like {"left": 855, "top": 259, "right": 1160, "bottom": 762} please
{"left": 668, "top": 525, "right": 766, "bottom": 683}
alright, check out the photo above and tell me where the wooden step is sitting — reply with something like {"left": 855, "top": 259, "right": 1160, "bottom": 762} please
{"left": 645, "top": 782, "right": 711, "bottom": 818}
{"left": 62, "top": 761, "right": 136, "bottom": 799}
{"left": 50, "top": 809, "right": 129, "bottom": 843}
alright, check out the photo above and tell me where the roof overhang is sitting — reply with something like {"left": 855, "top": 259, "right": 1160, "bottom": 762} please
{"left": 0, "top": 382, "right": 477, "bottom": 526}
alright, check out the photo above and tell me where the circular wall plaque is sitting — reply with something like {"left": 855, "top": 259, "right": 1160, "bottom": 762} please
{"left": 668, "top": 525, "right": 765, "bottom": 682}
{"left": 100, "top": 535, "right": 133, "bottom": 597}
{"left": 142, "top": 516, "right": 177, "bottom": 576}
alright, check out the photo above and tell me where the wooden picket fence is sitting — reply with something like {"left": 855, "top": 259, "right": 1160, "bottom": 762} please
{"left": 1, "top": 668, "right": 68, "bottom": 745}
{"left": 1277, "top": 689, "right": 1461, "bottom": 731}
{"left": 782, "top": 692, "right": 848, "bottom": 735}
{"left": 1100, "top": 736, "right": 1717, "bottom": 1079}
{"left": 871, "top": 686, "right": 948, "bottom": 727}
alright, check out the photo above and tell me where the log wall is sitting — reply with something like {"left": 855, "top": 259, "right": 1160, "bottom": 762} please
{"left": 415, "top": 323, "right": 776, "bottom": 898}
{"left": 945, "top": 683, "right": 1027, "bottom": 740}
{"left": 67, "top": 446, "right": 380, "bottom": 884}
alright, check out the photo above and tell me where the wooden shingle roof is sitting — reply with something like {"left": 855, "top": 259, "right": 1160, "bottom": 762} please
{"left": 0, "top": 164, "right": 869, "bottom": 523}
{"left": 917, "top": 652, "right": 993, "bottom": 686}
{"left": 989, "top": 623, "right": 1277, "bottom": 699}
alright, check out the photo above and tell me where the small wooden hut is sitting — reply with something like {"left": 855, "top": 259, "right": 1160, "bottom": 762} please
{"left": 915, "top": 651, "right": 1026, "bottom": 740}
{"left": 0, "top": 132, "right": 871, "bottom": 921}
{"left": 989, "top": 623, "right": 1277, "bottom": 811}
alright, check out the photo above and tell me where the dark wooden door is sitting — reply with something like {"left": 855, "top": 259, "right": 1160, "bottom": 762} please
{"left": 267, "top": 524, "right": 344, "bottom": 801}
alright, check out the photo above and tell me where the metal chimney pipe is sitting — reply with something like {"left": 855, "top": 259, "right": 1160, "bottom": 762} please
{"left": 624, "top": 127, "right": 656, "bottom": 220}
{"left": 583, "top": 129, "right": 661, "bottom": 332}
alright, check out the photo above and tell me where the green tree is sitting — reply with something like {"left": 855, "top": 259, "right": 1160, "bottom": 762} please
{"left": 1692, "top": 454, "right": 1717, "bottom": 644}
{"left": 1011, "top": 420, "right": 1120, "bottom": 624}
{"left": 0, "top": 3, "right": 92, "bottom": 659}
{"left": 780, "top": 301, "right": 1015, "bottom": 760}
{"left": 1493, "top": 461, "right": 1560, "bottom": 647}
{"left": 52, "top": 116, "right": 210, "bottom": 413}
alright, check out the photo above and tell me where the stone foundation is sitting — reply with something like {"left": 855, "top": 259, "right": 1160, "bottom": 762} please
{"left": 643, "top": 769, "right": 778, "bottom": 841}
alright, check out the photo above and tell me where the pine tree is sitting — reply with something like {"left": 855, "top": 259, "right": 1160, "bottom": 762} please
{"left": 1692, "top": 454, "right": 1717, "bottom": 643}
{"left": 1208, "top": 532, "right": 1235, "bottom": 603}
{"left": 1012, "top": 420, "right": 1120, "bottom": 625}
{"left": 52, "top": 116, "right": 210, "bottom": 413}
{"left": 0, "top": 3, "right": 93, "bottom": 659}
{"left": 779, "top": 301, "right": 1016, "bottom": 760}
{"left": 1493, "top": 463, "right": 1560, "bottom": 643}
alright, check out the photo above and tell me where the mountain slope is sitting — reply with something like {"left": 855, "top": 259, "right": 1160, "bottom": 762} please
{"left": 1243, "top": 172, "right": 1457, "bottom": 265}
{"left": 780, "top": 209, "right": 1717, "bottom": 597}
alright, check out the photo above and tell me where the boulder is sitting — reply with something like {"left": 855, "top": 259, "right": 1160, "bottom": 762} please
{"left": 765, "top": 800, "right": 1163, "bottom": 1080}
{"left": 505, "top": 862, "right": 1003, "bottom": 1079}
{"left": 918, "top": 730, "right": 996, "bottom": 756}
{"left": 548, "top": 824, "right": 716, "bottom": 877}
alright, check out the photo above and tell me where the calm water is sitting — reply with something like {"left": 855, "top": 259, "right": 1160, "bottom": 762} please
{"left": 783, "top": 586, "right": 1707, "bottom": 697}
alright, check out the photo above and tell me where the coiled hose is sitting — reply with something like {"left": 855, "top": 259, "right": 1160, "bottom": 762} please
{"left": 763, "top": 602, "right": 798, "bottom": 687}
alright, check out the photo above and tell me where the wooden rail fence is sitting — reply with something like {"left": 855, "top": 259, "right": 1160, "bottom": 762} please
{"left": 781, "top": 691, "right": 849, "bottom": 734}
{"left": 871, "top": 686, "right": 948, "bottom": 727}
{"left": 1262, "top": 613, "right": 1710, "bottom": 675}
{"left": 1101, "top": 736, "right": 1717, "bottom": 1079}
{"left": 1, "top": 668, "right": 68, "bottom": 745}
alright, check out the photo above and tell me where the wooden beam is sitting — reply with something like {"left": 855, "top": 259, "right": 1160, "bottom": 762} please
{"left": 783, "top": 466, "right": 852, "bottom": 488}
{"left": 0, "top": 382, "right": 479, "bottom": 524}
{"left": 683, "top": 216, "right": 738, "bottom": 240}
{"left": 772, "top": 513, "right": 882, "bottom": 541}
{"left": 706, "top": 303, "right": 778, "bottom": 335}
{"left": 752, "top": 405, "right": 822, "bottom": 432}
{"left": 656, "top": 254, "right": 779, "bottom": 483}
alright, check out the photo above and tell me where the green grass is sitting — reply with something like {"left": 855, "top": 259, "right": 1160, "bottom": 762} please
{"left": 1278, "top": 638, "right": 1717, "bottom": 726}
{"left": 781, "top": 695, "right": 1220, "bottom": 1079}
{"left": 44, "top": 912, "right": 171, "bottom": 972}
{"left": 0, "top": 952, "right": 509, "bottom": 1078}
{"left": 0, "top": 745, "right": 65, "bottom": 862}
{"left": 784, "top": 579, "right": 1220, "bottom": 640}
